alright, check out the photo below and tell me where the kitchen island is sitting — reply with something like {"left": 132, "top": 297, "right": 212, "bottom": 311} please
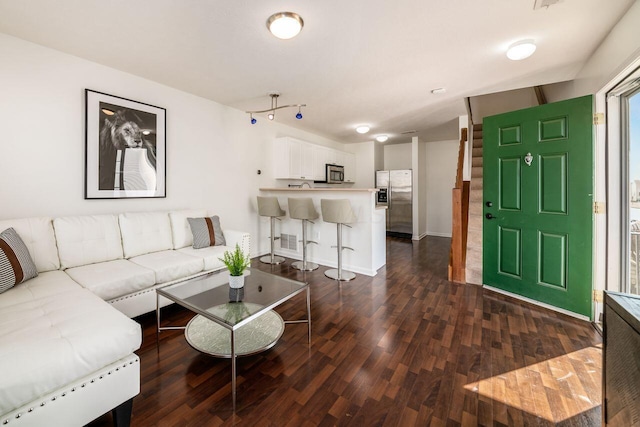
{"left": 258, "top": 188, "right": 386, "bottom": 276}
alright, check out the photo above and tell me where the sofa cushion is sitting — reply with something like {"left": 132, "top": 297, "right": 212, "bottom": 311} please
{"left": 177, "top": 245, "right": 229, "bottom": 271}
{"left": 65, "top": 259, "right": 156, "bottom": 301}
{"left": 0, "top": 217, "right": 60, "bottom": 273}
{"left": 119, "top": 212, "right": 173, "bottom": 258}
{"left": 54, "top": 215, "right": 124, "bottom": 269}
{"left": 187, "top": 216, "right": 226, "bottom": 249}
{"left": 129, "top": 250, "right": 203, "bottom": 283}
{"left": 1, "top": 228, "right": 39, "bottom": 294}
{"left": 0, "top": 279, "right": 141, "bottom": 415}
{"left": 0, "top": 271, "right": 78, "bottom": 310}
{"left": 169, "top": 209, "right": 207, "bottom": 249}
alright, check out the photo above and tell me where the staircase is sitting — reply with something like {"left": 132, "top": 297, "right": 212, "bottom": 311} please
{"left": 466, "top": 123, "right": 484, "bottom": 285}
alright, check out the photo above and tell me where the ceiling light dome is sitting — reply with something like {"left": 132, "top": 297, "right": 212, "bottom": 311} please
{"left": 356, "top": 125, "right": 370, "bottom": 134}
{"left": 375, "top": 135, "right": 389, "bottom": 142}
{"left": 267, "top": 12, "right": 304, "bottom": 40}
{"left": 506, "top": 40, "right": 537, "bottom": 60}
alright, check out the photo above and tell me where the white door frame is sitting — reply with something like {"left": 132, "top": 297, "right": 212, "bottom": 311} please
{"left": 596, "top": 55, "right": 640, "bottom": 323}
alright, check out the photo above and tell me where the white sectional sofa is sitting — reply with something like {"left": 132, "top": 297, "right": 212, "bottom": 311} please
{"left": 0, "top": 210, "right": 250, "bottom": 426}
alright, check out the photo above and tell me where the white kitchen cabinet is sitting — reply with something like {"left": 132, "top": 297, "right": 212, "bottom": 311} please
{"left": 274, "top": 137, "right": 314, "bottom": 180}
{"left": 273, "top": 138, "right": 291, "bottom": 179}
{"left": 298, "top": 142, "right": 314, "bottom": 180}
{"left": 343, "top": 152, "right": 356, "bottom": 183}
{"left": 313, "top": 146, "right": 331, "bottom": 181}
{"left": 274, "top": 137, "right": 356, "bottom": 182}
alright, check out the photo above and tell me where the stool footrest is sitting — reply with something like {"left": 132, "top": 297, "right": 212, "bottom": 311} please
{"left": 343, "top": 246, "right": 355, "bottom": 251}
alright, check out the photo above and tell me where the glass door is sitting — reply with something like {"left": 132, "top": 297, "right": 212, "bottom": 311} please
{"left": 626, "top": 89, "right": 640, "bottom": 294}
{"left": 611, "top": 68, "right": 640, "bottom": 295}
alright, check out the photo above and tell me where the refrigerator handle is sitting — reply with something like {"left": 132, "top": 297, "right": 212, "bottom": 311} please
{"left": 387, "top": 183, "right": 391, "bottom": 208}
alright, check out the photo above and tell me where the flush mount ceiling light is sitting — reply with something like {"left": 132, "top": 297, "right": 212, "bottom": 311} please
{"left": 375, "top": 135, "right": 389, "bottom": 142}
{"left": 506, "top": 39, "right": 537, "bottom": 60}
{"left": 356, "top": 125, "right": 370, "bottom": 134}
{"left": 245, "top": 93, "right": 306, "bottom": 124}
{"left": 267, "top": 12, "right": 304, "bottom": 40}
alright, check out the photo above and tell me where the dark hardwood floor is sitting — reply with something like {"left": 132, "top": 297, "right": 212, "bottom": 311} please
{"left": 89, "top": 236, "right": 602, "bottom": 426}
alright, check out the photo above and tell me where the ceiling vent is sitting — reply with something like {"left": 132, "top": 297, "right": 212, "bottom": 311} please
{"left": 534, "top": 0, "right": 564, "bottom": 10}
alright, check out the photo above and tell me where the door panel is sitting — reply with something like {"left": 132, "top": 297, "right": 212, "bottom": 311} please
{"left": 538, "top": 231, "right": 567, "bottom": 289}
{"left": 483, "top": 95, "right": 593, "bottom": 318}
{"left": 499, "top": 158, "right": 521, "bottom": 211}
{"left": 539, "top": 153, "right": 567, "bottom": 214}
{"left": 498, "top": 226, "right": 522, "bottom": 278}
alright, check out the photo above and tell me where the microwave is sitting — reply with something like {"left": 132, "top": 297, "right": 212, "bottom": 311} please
{"left": 326, "top": 164, "right": 344, "bottom": 184}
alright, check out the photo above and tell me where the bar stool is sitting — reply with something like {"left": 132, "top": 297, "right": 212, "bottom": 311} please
{"left": 288, "top": 198, "right": 319, "bottom": 271}
{"left": 257, "top": 196, "right": 286, "bottom": 265}
{"left": 321, "top": 199, "right": 357, "bottom": 281}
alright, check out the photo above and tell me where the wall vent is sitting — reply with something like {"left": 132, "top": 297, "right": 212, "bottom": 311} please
{"left": 280, "top": 233, "right": 298, "bottom": 251}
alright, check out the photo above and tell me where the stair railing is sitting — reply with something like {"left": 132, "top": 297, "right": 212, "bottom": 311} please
{"left": 448, "top": 128, "right": 470, "bottom": 284}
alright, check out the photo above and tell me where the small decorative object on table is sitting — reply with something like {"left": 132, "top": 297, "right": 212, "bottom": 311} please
{"left": 219, "top": 244, "right": 251, "bottom": 302}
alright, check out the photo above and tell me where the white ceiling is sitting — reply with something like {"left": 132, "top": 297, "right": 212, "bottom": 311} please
{"left": 0, "top": 0, "right": 634, "bottom": 144}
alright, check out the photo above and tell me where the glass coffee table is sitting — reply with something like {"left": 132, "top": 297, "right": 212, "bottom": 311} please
{"left": 155, "top": 268, "right": 310, "bottom": 410}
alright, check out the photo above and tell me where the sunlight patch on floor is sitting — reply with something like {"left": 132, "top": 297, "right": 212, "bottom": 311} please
{"left": 464, "top": 345, "right": 602, "bottom": 423}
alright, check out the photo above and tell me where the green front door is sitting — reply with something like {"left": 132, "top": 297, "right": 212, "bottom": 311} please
{"left": 483, "top": 95, "right": 593, "bottom": 318}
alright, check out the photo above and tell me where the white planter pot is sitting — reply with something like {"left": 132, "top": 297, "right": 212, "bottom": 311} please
{"left": 228, "top": 274, "right": 245, "bottom": 289}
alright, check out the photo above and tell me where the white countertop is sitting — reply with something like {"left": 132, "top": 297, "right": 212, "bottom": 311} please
{"left": 260, "top": 187, "right": 379, "bottom": 192}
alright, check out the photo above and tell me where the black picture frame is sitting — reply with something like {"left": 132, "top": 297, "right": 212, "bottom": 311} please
{"left": 85, "top": 89, "right": 166, "bottom": 199}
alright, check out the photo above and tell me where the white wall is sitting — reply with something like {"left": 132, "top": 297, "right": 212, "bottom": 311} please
{"left": 544, "top": 1, "right": 640, "bottom": 102}
{"left": 425, "top": 140, "right": 458, "bottom": 237}
{"left": 384, "top": 143, "right": 412, "bottom": 170}
{"left": 0, "top": 33, "right": 346, "bottom": 257}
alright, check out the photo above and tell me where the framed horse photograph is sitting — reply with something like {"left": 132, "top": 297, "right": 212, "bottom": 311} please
{"left": 85, "top": 89, "right": 166, "bottom": 199}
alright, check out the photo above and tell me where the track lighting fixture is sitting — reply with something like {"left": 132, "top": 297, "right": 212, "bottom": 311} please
{"left": 245, "top": 93, "right": 306, "bottom": 124}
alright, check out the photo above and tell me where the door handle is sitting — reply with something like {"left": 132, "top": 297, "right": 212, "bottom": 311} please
{"left": 485, "top": 213, "right": 495, "bottom": 220}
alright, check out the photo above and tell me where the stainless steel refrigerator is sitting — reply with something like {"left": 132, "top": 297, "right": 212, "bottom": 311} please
{"left": 375, "top": 170, "right": 413, "bottom": 237}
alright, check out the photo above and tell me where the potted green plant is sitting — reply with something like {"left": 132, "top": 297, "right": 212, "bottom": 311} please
{"left": 219, "top": 244, "right": 251, "bottom": 289}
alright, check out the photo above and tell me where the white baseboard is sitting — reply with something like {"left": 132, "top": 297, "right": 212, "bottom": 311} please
{"left": 483, "top": 285, "right": 591, "bottom": 322}
{"left": 412, "top": 232, "right": 428, "bottom": 241}
{"left": 426, "top": 231, "right": 452, "bottom": 238}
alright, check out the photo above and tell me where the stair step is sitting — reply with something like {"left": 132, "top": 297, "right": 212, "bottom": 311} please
{"left": 472, "top": 166, "right": 483, "bottom": 178}
{"left": 469, "top": 203, "right": 483, "bottom": 216}
{"left": 470, "top": 178, "right": 483, "bottom": 190}
{"left": 472, "top": 147, "right": 483, "bottom": 157}
{"left": 469, "top": 190, "right": 483, "bottom": 202}
{"left": 465, "top": 267, "right": 483, "bottom": 285}
{"left": 468, "top": 214, "right": 483, "bottom": 231}
{"left": 466, "top": 246, "right": 483, "bottom": 264}
{"left": 473, "top": 131, "right": 483, "bottom": 140}
{"left": 473, "top": 123, "right": 483, "bottom": 131}
{"left": 472, "top": 157, "right": 483, "bottom": 167}
{"left": 473, "top": 138, "right": 483, "bottom": 149}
